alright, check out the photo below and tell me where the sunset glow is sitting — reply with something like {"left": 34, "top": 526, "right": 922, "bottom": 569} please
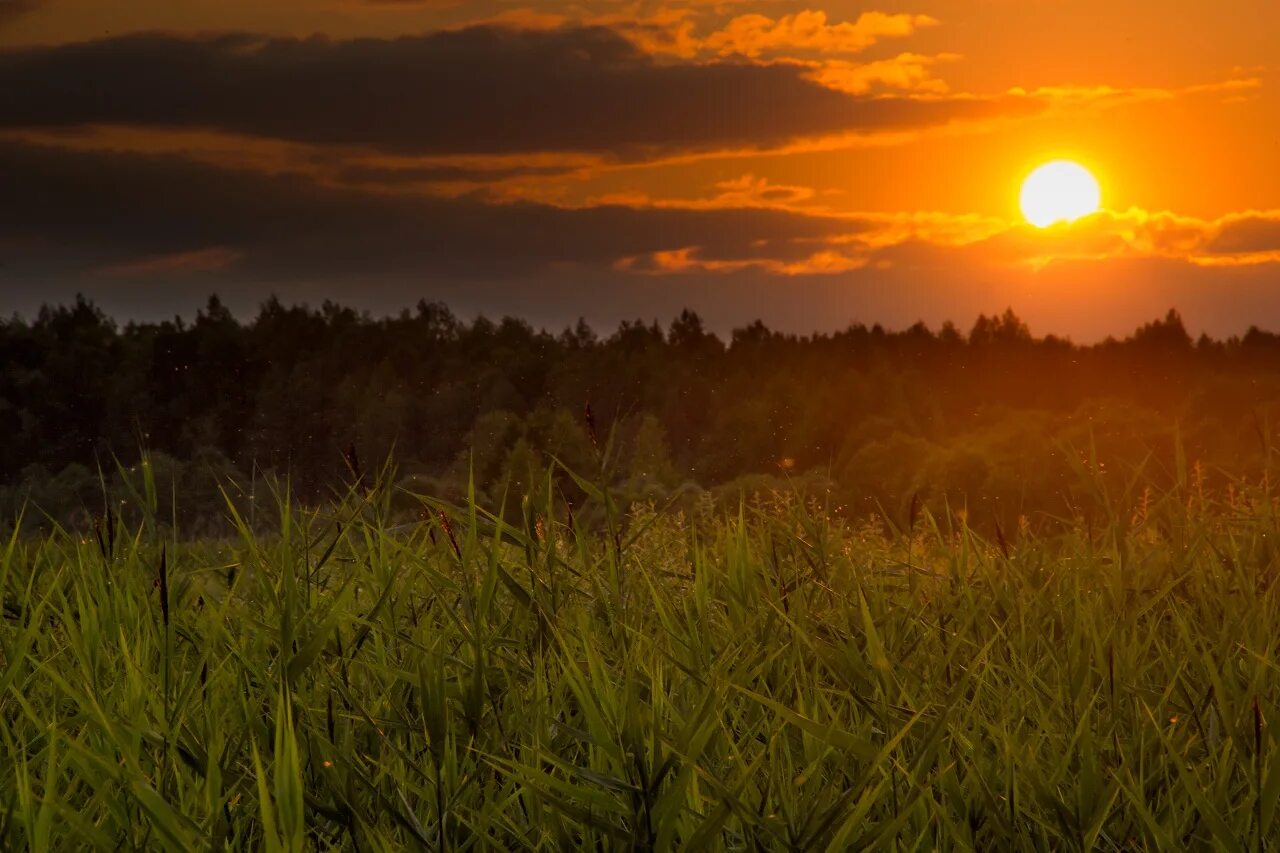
{"left": 0, "top": 0, "right": 1277, "bottom": 339}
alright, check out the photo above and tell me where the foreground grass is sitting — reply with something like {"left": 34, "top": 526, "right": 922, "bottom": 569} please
{"left": 4, "top": 465, "right": 1280, "bottom": 850}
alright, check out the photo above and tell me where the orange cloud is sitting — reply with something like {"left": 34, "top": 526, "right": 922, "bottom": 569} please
{"left": 703, "top": 10, "right": 938, "bottom": 58}
{"left": 863, "top": 209, "right": 1280, "bottom": 272}
{"left": 807, "top": 53, "right": 961, "bottom": 94}
{"left": 711, "top": 173, "right": 817, "bottom": 206}
{"left": 1008, "top": 77, "right": 1262, "bottom": 111}
{"left": 96, "top": 246, "right": 243, "bottom": 277}
{"left": 589, "top": 174, "right": 822, "bottom": 211}
{"left": 617, "top": 245, "right": 867, "bottom": 275}
{"left": 592, "top": 8, "right": 702, "bottom": 59}
{"left": 611, "top": 204, "right": 1280, "bottom": 280}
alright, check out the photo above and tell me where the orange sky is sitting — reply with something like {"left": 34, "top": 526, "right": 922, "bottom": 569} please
{"left": 1, "top": 0, "right": 1278, "bottom": 338}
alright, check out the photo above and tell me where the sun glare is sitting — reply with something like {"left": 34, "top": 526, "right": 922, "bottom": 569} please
{"left": 1019, "top": 160, "right": 1101, "bottom": 228}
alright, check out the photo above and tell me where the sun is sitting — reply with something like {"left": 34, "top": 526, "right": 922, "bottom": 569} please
{"left": 1019, "top": 160, "right": 1101, "bottom": 228}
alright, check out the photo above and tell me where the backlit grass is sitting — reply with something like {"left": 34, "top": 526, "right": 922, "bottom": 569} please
{"left": 3, "top": 455, "right": 1280, "bottom": 849}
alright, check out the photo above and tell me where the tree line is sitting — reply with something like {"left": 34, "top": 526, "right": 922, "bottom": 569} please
{"left": 5, "top": 295, "right": 1280, "bottom": 533}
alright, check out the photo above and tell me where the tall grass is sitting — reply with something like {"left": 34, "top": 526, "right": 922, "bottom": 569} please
{"left": 3, "top": 453, "right": 1280, "bottom": 850}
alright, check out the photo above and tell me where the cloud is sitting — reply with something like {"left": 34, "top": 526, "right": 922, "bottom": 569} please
{"left": 588, "top": 174, "right": 822, "bottom": 211}
{"left": 1030, "top": 209, "right": 1280, "bottom": 268}
{"left": 0, "top": 139, "right": 864, "bottom": 281}
{"left": 0, "top": 124, "right": 599, "bottom": 195}
{"left": 1009, "top": 77, "right": 1262, "bottom": 111}
{"left": 465, "top": 8, "right": 572, "bottom": 30}
{"left": 855, "top": 208, "right": 1280, "bottom": 273}
{"left": 708, "top": 174, "right": 818, "bottom": 207}
{"left": 332, "top": 162, "right": 580, "bottom": 186}
{"left": 591, "top": 8, "right": 702, "bottom": 59}
{"left": 7, "top": 127, "right": 1280, "bottom": 340}
{"left": 703, "top": 11, "right": 938, "bottom": 58}
{"left": 94, "top": 247, "right": 245, "bottom": 278}
{"left": 617, "top": 246, "right": 866, "bottom": 275}
{"left": 1204, "top": 213, "right": 1280, "bottom": 257}
{"left": 0, "top": 26, "right": 1039, "bottom": 157}
{"left": 5, "top": 139, "right": 1280, "bottom": 340}
{"left": 809, "top": 53, "right": 959, "bottom": 94}
{"left": 603, "top": 202, "right": 1280, "bottom": 277}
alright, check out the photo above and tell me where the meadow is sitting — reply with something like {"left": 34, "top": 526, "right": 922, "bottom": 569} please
{"left": 3, "top": 451, "right": 1280, "bottom": 851}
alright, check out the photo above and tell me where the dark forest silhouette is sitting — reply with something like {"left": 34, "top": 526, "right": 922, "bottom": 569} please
{"left": 6, "top": 294, "right": 1280, "bottom": 532}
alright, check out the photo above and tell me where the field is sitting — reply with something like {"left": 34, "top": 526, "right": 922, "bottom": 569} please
{"left": 3, "top": 459, "right": 1280, "bottom": 850}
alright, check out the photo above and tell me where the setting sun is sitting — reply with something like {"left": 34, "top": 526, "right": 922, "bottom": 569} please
{"left": 1019, "top": 160, "right": 1102, "bottom": 228}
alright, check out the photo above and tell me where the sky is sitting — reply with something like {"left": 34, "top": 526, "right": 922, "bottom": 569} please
{"left": 1, "top": 0, "right": 1278, "bottom": 339}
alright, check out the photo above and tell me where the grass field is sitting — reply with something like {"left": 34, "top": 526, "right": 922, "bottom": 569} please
{"left": 3, "top": 456, "right": 1280, "bottom": 850}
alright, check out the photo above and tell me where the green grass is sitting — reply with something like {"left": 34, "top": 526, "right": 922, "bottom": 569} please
{"left": 3, "top": 457, "right": 1280, "bottom": 850}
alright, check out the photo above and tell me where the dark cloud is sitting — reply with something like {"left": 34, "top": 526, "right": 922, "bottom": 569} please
{"left": 0, "top": 140, "right": 863, "bottom": 281}
{"left": 0, "top": 26, "right": 1040, "bottom": 156}
{"left": 1204, "top": 215, "right": 1280, "bottom": 255}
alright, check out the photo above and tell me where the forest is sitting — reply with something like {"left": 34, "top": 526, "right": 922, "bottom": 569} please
{"left": 4, "top": 294, "right": 1280, "bottom": 533}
